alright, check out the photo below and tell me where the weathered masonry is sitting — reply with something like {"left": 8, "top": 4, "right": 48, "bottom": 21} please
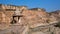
{"left": 0, "top": 4, "right": 60, "bottom": 34}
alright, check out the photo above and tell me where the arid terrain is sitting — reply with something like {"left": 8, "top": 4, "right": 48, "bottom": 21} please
{"left": 0, "top": 4, "right": 60, "bottom": 34}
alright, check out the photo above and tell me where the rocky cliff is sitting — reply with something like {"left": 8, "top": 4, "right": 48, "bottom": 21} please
{"left": 0, "top": 4, "right": 60, "bottom": 34}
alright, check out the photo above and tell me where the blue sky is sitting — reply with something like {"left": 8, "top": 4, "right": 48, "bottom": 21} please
{"left": 0, "top": 0, "right": 60, "bottom": 12}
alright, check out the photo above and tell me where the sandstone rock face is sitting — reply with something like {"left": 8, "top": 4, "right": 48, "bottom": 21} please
{"left": 20, "top": 8, "right": 60, "bottom": 28}
{"left": 49, "top": 10, "right": 60, "bottom": 21}
{"left": 0, "top": 11, "right": 10, "bottom": 30}
{"left": 0, "top": 4, "right": 60, "bottom": 34}
{"left": 0, "top": 11, "right": 14, "bottom": 30}
{"left": 21, "top": 8, "right": 49, "bottom": 28}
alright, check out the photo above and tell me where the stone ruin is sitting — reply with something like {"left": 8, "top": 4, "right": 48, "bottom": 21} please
{"left": 0, "top": 4, "right": 60, "bottom": 34}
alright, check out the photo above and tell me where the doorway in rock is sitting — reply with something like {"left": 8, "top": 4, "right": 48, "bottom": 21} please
{"left": 10, "top": 15, "right": 23, "bottom": 24}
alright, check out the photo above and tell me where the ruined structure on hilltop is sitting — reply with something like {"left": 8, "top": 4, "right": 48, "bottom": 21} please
{"left": 0, "top": 4, "right": 60, "bottom": 34}
{"left": 0, "top": 4, "right": 27, "bottom": 29}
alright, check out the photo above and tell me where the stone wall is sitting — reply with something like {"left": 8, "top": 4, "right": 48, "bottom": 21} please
{"left": 0, "top": 4, "right": 60, "bottom": 34}
{"left": 0, "top": 4, "right": 27, "bottom": 11}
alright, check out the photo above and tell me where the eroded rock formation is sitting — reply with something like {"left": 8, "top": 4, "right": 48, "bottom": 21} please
{"left": 0, "top": 4, "right": 60, "bottom": 34}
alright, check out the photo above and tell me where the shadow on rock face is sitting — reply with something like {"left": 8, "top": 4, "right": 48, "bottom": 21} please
{"left": 54, "top": 22, "right": 60, "bottom": 28}
{"left": 10, "top": 20, "right": 17, "bottom": 24}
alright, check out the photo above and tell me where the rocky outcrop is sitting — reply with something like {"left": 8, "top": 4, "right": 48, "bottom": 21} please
{"left": 0, "top": 11, "right": 10, "bottom": 30}
{"left": 20, "top": 8, "right": 60, "bottom": 28}
{"left": 0, "top": 4, "right": 60, "bottom": 34}
{"left": 49, "top": 10, "right": 60, "bottom": 21}
{"left": 21, "top": 8, "right": 49, "bottom": 28}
